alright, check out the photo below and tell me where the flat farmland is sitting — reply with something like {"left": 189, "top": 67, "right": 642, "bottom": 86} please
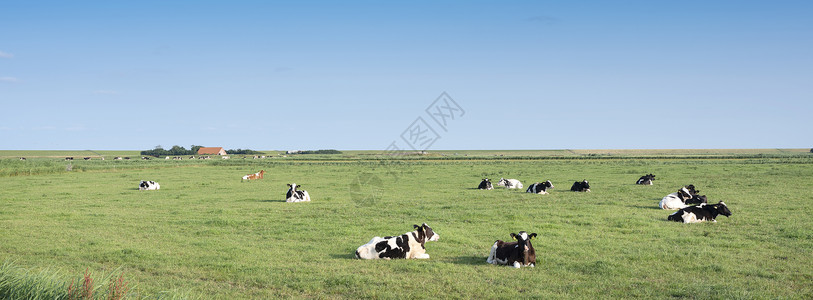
{"left": 1, "top": 153, "right": 811, "bottom": 299}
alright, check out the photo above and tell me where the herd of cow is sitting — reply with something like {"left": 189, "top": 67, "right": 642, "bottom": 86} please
{"left": 138, "top": 170, "right": 731, "bottom": 269}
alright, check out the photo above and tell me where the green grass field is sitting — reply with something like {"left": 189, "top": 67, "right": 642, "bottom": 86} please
{"left": 1, "top": 151, "right": 812, "bottom": 299}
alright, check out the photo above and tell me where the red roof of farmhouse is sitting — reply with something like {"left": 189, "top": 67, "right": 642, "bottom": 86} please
{"left": 197, "top": 147, "right": 226, "bottom": 155}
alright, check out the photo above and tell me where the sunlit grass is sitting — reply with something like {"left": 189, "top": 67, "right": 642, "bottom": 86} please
{"left": 0, "top": 155, "right": 811, "bottom": 298}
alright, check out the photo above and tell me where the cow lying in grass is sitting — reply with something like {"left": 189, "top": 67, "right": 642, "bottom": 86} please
{"left": 355, "top": 223, "right": 440, "bottom": 260}
{"left": 487, "top": 231, "right": 537, "bottom": 268}
{"left": 139, "top": 180, "right": 160, "bottom": 191}
{"left": 526, "top": 180, "right": 554, "bottom": 194}
{"left": 242, "top": 170, "right": 265, "bottom": 181}
{"left": 497, "top": 178, "right": 523, "bottom": 189}
{"left": 286, "top": 183, "right": 310, "bottom": 202}
{"left": 660, "top": 185, "right": 708, "bottom": 209}
{"left": 668, "top": 202, "right": 731, "bottom": 223}
{"left": 478, "top": 179, "right": 493, "bottom": 190}
{"left": 570, "top": 180, "right": 591, "bottom": 192}
{"left": 636, "top": 174, "right": 655, "bottom": 185}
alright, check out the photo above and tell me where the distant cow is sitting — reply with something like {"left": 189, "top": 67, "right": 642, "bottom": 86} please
{"left": 19, "top": 157, "right": 26, "bottom": 161}
{"left": 570, "top": 180, "right": 591, "bottom": 192}
{"left": 478, "top": 179, "right": 494, "bottom": 190}
{"left": 668, "top": 202, "right": 731, "bottom": 223}
{"left": 141, "top": 157, "right": 150, "bottom": 160}
{"left": 636, "top": 174, "right": 656, "bottom": 185}
{"left": 65, "top": 157, "right": 74, "bottom": 161}
{"left": 242, "top": 170, "right": 265, "bottom": 181}
{"left": 526, "top": 180, "right": 554, "bottom": 194}
{"left": 497, "top": 178, "right": 523, "bottom": 189}
{"left": 286, "top": 183, "right": 311, "bottom": 202}
{"left": 83, "top": 157, "right": 91, "bottom": 160}
{"left": 355, "top": 223, "right": 440, "bottom": 260}
{"left": 486, "top": 231, "right": 537, "bottom": 268}
{"left": 659, "top": 186, "right": 695, "bottom": 210}
{"left": 139, "top": 180, "right": 160, "bottom": 191}
{"left": 114, "top": 157, "right": 123, "bottom": 160}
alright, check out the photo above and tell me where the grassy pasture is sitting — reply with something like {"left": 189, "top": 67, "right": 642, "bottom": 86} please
{"left": 1, "top": 153, "right": 812, "bottom": 299}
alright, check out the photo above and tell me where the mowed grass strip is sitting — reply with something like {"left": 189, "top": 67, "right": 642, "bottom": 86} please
{"left": 0, "top": 158, "right": 811, "bottom": 298}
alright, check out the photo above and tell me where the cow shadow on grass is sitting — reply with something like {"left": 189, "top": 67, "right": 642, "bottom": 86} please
{"left": 628, "top": 204, "right": 662, "bottom": 210}
{"left": 258, "top": 199, "right": 287, "bottom": 203}
{"left": 330, "top": 253, "right": 358, "bottom": 260}
{"left": 449, "top": 255, "right": 486, "bottom": 266}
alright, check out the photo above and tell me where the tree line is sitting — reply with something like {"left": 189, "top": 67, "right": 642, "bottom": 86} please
{"left": 140, "top": 145, "right": 263, "bottom": 156}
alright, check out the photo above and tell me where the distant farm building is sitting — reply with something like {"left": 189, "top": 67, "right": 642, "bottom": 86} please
{"left": 197, "top": 147, "right": 227, "bottom": 155}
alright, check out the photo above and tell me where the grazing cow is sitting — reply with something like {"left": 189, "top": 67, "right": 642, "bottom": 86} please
{"left": 526, "top": 180, "right": 554, "bottom": 194}
{"left": 138, "top": 180, "right": 160, "bottom": 191}
{"left": 659, "top": 187, "right": 694, "bottom": 210}
{"left": 570, "top": 180, "right": 591, "bottom": 192}
{"left": 19, "top": 157, "right": 26, "bottom": 161}
{"left": 141, "top": 157, "right": 150, "bottom": 160}
{"left": 65, "top": 157, "right": 74, "bottom": 161}
{"left": 83, "top": 157, "right": 91, "bottom": 160}
{"left": 636, "top": 174, "right": 656, "bottom": 185}
{"left": 668, "top": 202, "right": 731, "bottom": 223}
{"left": 286, "top": 183, "right": 311, "bottom": 202}
{"left": 114, "top": 157, "right": 123, "bottom": 160}
{"left": 355, "top": 223, "right": 440, "bottom": 260}
{"left": 486, "top": 231, "right": 538, "bottom": 268}
{"left": 497, "top": 178, "right": 524, "bottom": 189}
{"left": 242, "top": 170, "right": 265, "bottom": 181}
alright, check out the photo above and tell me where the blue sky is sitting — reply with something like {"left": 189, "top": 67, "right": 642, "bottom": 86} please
{"left": 1, "top": 1, "right": 811, "bottom": 150}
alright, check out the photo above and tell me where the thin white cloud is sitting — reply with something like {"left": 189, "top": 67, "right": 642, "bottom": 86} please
{"left": 0, "top": 76, "right": 19, "bottom": 83}
{"left": 93, "top": 90, "right": 119, "bottom": 95}
{"left": 0, "top": 51, "right": 13, "bottom": 58}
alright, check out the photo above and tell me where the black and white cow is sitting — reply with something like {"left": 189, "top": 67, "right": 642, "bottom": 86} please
{"left": 478, "top": 179, "right": 493, "bottom": 190}
{"left": 636, "top": 174, "right": 656, "bottom": 185}
{"left": 684, "top": 184, "right": 699, "bottom": 196}
{"left": 286, "top": 183, "right": 311, "bottom": 202}
{"left": 138, "top": 180, "right": 160, "bottom": 191}
{"left": 668, "top": 201, "right": 732, "bottom": 223}
{"left": 526, "top": 180, "right": 554, "bottom": 194}
{"left": 497, "top": 178, "right": 524, "bottom": 189}
{"left": 570, "top": 180, "right": 591, "bottom": 192}
{"left": 685, "top": 194, "right": 708, "bottom": 205}
{"left": 355, "top": 223, "right": 440, "bottom": 260}
{"left": 659, "top": 187, "right": 693, "bottom": 210}
{"left": 486, "top": 231, "right": 538, "bottom": 268}
{"left": 19, "top": 157, "right": 26, "bottom": 161}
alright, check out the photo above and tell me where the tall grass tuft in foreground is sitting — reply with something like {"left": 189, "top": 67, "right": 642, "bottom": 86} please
{"left": 0, "top": 260, "right": 68, "bottom": 299}
{"left": 0, "top": 260, "right": 131, "bottom": 300}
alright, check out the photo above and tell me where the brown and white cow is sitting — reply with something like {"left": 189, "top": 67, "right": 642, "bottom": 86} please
{"left": 242, "top": 170, "right": 265, "bottom": 181}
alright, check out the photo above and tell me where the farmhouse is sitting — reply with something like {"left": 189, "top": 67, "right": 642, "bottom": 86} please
{"left": 197, "top": 147, "right": 227, "bottom": 156}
